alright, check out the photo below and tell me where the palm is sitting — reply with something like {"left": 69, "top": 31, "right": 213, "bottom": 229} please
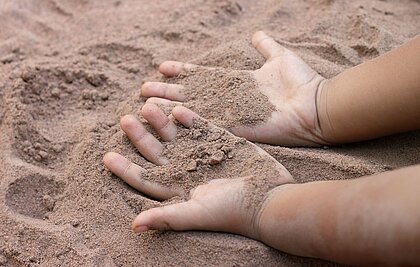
{"left": 103, "top": 105, "right": 293, "bottom": 236}
{"left": 140, "top": 31, "right": 327, "bottom": 146}
{"left": 245, "top": 52, "right": 326, "bottom": 146}
{"left": 140, "top": 178, "right": 262, "bottom": 238}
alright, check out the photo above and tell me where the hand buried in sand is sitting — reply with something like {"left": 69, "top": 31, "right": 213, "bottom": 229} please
{"left": 103, "top": 104, "right": 293, "bottom": 237}
{"left": 141, "top": 31, "right": 328, "bottom": 146}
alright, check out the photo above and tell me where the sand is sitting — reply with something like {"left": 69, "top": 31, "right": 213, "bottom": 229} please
{"left": 0, "top": 0, "right": 419, "bottom": 266}
{"left": 166, "top": 68, "right": 276, "bottom": 129}
{"left": 139, "top": 117, "right": 293, "bottom": 210}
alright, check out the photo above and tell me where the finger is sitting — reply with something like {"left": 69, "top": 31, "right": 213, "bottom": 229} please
{"left": 120, "top": 115, "right": 169, "bottom": 165}
{"left": 103, "top": 152, "right": 180, "bottom": 200}
{"left": 158, "top": 61, "right": 203, "bottom": 77}
{"left": 230, "top": 125, "right": 258, "bottom": 142}
{"left": 141, "top": 103, "right": 177, "bottom": 142}
{"left": 251, "top": 31, "right": 288, "bottom": 60}
{"left": 140, "top": 82, "right": 186, "bottom": 101}
{"left": 132, "top": 200, "right": 205, "bottom": 232}
{"left": 145, "top": 97, "right": 183, "bottom": 107}
{"left": 171, "top": 106, "right": 202, "bottom": 128}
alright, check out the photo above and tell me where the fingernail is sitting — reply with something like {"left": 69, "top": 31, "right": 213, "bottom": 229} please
{"left": 140, "top": 83, "right": 148, "bottom": 96}
{"left": 133, "top": 225, "right": 149, "bottom": 233}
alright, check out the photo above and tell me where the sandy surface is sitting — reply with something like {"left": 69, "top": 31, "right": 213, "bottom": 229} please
{"left": 0, "top": 0, "right": 419, "bottom": 266}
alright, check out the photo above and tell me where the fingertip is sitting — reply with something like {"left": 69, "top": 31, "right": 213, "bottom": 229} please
{"left": 132, "top": 214, "right": 143, "bottom": 230}
{"left": 139, "top": 82, "right": 151, "bottom": 96}
{"left": 172, "top": 106, "right": 199, "bottom": 128}
{"left": 171, "top": 105, "right": 185, "bottom": 118}
{"left": 251, "top": 31, "right": 286, "bottom": 60}
{"left": 120, "top": 114, "right": 139, "bottom": 132}
{"left": 103, "top": 151, "right": 118, "bottom": 166}
{"left": 141, "top": 102, "right": 157, "bottom": 117}
{"left": 158, "top": 61, "right": 169, "bottom": 73}
{"left": 102, "top": 152, "right": 130, "bottom": 176}
{"left": 253, "top": 30, "right": 266, "bottom": 37}
{"left": 120, "top": 114, "right": 135, "bottom": 126}
{"left": 132, "top": 214, "right": 150, "bottom": 232}
{"left": 252, "top": 31, "right": 267, "bottom": 46}
{"left": 139, "top": 82, "right": 186, "bottom": 101}
{"left": 132, "top": 225, "right": 149, "bottom": 233}
{"left": 132, "top": 209, "right": 162, "bottom": 232}
{"left": 159, "top": 61, "right": 180, "bottom": 77}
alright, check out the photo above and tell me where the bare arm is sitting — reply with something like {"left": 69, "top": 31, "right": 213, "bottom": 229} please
{"left": 318, "top": 36, "right": 420, "bottom": 143}
{"left": 140, "top": 32, "right": 420, "bottom": 146}
{"left": 258, "top": 165, "right": 420, "bottom": 266}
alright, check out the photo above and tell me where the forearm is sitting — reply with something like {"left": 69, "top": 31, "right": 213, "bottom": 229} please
{"left": 318, "top": 35, "right": 420, "bottom": 143}
{"left": 257, "top": 165, "right": 420, "bottom": 266}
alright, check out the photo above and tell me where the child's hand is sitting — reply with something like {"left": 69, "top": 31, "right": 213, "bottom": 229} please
{"left": 129, "top": 176, "right": 278, "bottom": 239}
{"left": 103, "top": 105, "right": 293, "bottom": 237}
{"left": 140, "top": 31, "right": 328, "bottom": 146}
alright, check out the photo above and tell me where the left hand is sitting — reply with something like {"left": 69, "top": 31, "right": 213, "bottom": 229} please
{"left": 140, "top": 31, "right": 329, "bottom": 146}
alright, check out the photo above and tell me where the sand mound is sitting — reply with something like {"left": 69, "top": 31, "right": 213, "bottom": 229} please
{"left": 142, "top": 117, "right": 288, "bottom": 194}
{"left": 166, "top": 68, "right": 275, "bottom": 129}
{"left": 0, "top": 0, "right": 419, "bottom": 266}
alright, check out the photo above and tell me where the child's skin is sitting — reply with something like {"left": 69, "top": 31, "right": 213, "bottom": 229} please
{"left": 103, "top": 32, "right": 420, "bottom": 266}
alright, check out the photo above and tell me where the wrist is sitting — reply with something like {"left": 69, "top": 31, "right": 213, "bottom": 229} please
{"left": 254, "top": 181, "right": 342, "bottom": 258}
{"left": 315, "top": 79, "right": 337, "bottom": 145}
{"left": 253, "top": 183, "right": 301, "bottom": 244}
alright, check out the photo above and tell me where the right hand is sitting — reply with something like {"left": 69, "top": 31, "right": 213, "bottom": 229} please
{"left": 103, "top": 105, "right": 294, "bottom": 239}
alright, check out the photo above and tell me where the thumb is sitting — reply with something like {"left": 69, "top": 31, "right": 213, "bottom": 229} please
{"left": 252, "top": 31, "right": 289, "bottom": 60}
{"left": 132, "top": 200, "right": 205, "bottom": 233}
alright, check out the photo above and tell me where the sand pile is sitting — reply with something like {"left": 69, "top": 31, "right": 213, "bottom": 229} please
{"left": 165, "top": 68, "right": 275, "bottom": 129}
{"left": 141, "top": 117, "right": 288, "bottom": 194}
{"left": 0, "top": 0, "right": 419, "bottom": 266}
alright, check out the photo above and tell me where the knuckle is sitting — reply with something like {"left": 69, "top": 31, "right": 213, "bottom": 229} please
{"left": 123, "top": 162, "right": 133, "bottom": 177}
{"left": 132, "top": 131, "right": 147, "bottom": 144}
{"left": 156, "top": 117, "right": 171, "bottom": 132}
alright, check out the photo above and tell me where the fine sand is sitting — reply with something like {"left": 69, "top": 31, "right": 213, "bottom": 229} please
{"left": 1, "top": 0, "right": 419, "bottom": 266}
{"left": 165, "top": 68, "right": 276, "bottom": 129}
